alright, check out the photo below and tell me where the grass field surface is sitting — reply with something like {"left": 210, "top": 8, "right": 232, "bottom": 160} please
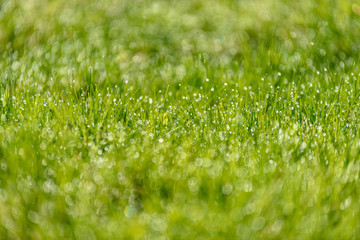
{"left": 1, "top": 0, "right": 360, "bottom": 239}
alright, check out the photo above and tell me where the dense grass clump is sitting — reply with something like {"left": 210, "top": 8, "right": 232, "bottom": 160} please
{"left": 1, "top": 0, "right": 360, "bottom": 239}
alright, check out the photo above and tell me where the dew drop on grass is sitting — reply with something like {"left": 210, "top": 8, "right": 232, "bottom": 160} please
{"left": 124, "top": 205, "right": 138, "bottom": 218}
{"left": 222, "top": 183, "right": 233, "bottom": 195}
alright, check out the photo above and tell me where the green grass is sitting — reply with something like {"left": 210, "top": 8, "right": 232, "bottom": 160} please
{"left": 1, "top": 0, "right": 360, "bottom": 239}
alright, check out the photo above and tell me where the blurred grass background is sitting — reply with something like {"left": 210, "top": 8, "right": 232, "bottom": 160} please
{"left": 2, "top": 0, "right": 360, "bottom": 89}
{"left": 1, "top": 0, "right": 360, "bottom": 239}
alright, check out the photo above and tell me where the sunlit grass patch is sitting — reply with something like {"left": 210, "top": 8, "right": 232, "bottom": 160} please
{"left": 1, "top": 0, "right": 360, "bottom": 239}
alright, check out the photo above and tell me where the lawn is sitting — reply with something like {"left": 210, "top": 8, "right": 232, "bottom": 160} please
{"left": 1, "top": 0, "right": 360, "bottom": 239}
